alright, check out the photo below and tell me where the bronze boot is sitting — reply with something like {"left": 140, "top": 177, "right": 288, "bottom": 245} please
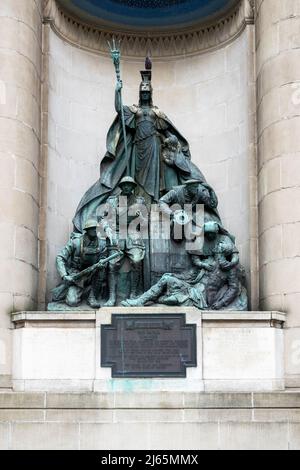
{"left": 87, "top": 289, "right": 101, "bottom": 309}
{"left": 104, "top": 272, "right": 117, "bottom": 307}
{"left": 121, "top": 284, "right": 161, "bottom": 307}
{"left": 129, "top": 269, "right": 140, "bottom": 299}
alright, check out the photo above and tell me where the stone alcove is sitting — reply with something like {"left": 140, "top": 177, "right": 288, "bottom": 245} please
{"left": 42, "top": 0, "right": 257, "bottom": 307}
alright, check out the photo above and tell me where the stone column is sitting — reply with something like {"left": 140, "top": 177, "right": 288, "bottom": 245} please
{"left": 0, "top": 0, "right": 42, "bottom": 386}
{"left": 256, "top": 0, "right": 300, "bottom": 386}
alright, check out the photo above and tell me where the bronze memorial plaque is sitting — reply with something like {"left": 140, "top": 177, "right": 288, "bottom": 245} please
{"left": 101, "top": 314, "right": 197, "bottom": 378}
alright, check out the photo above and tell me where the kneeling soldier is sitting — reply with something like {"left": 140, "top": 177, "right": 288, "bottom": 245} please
{"left": 53, "top": 219, "right": 107, "bottom": 308}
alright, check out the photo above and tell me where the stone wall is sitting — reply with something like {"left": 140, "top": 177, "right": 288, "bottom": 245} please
{"left": 256, "top": 0, "right": 300, "bottom": 386}
{"left": 45, "top": 27, "right": 254, "bottom": 302}
{"left": 0, "top": 391, "right": 300, "bottom": 449}
{"left": 0, "top": 0, "right": 43, "bottom": 386}
{"left": 11, "top": 309, "right": 286, "bottom": 393}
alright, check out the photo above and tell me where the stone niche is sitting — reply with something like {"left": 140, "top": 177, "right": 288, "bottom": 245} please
{"left": 45, "top": 26, "right": 254, "bottom": 303}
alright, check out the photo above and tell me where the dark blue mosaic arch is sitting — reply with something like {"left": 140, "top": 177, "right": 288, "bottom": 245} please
{"left": 60, "top": 0, "right": 237, "bottom": 28}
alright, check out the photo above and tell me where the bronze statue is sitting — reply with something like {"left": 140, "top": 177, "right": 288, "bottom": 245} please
{"left": 99, "top": 176, "right": 147, "bottom": 306}
{"left": 192, "top": 221, "right": 247, "bottom": 310}
{"left": 49, "top": 45, "right": 248, "bottom": 311}
{"left": 159, "top": 179, "right": 220, "bottom": 242}
{"left": 51, "top": 220, "right": 108, "bottom": 308}
{"left": 73, "top": 57, "right": 208, "bottom": 233}
{"left": 122, "top": 222, "right": 247, "bottom": 311}
{"left": 161, "top": 134, "right": 192, "bottom": 192}
{"left": 189, "top": 221, "right": 239, "bottom": 265}
{"left": 205, "top": 239, "right": 247, "bottom": 310}
{"left": 121, "top": 267, "right": 207, "bottom": 309}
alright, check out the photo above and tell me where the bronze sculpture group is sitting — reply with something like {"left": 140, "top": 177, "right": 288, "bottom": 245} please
{"left": 49, "top": 46, "right": 248, "bottom": 312}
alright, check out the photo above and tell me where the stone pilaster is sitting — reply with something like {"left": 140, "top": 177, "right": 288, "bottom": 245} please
{"left": 0, "top": 0, "right": 43, "bottom": 385}
{"left": 256, "top": 0, "right": 300, "bottom": 386}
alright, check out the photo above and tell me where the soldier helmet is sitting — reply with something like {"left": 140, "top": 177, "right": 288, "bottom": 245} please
{"left": 84, "top": 219, "right": 98, "bottom": 230}
{"left": 140, "top": 69, "right": 152, "bottom": 92}
{"left": 204, "top": 221, "right": 219, "bottom": 233}
{"left": 139, "top": 68, "right": 153, "bottom": 106}
{"left": 119, "top": 176, "right": 137, "bottom": 187}
{"left": 215, "top": 239, "right": 234, "bottom": 255}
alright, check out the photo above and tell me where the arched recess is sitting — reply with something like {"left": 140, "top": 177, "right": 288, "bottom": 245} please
{"left": 39, "top": 0, "right": 258, "bottom": 309}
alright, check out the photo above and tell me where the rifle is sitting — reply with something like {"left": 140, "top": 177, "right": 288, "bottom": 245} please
{"left": 51, "top": 251, "right": 123, "bottom": 302}
{"left": 70, "top": 250, "right": 122, "bottom": 284}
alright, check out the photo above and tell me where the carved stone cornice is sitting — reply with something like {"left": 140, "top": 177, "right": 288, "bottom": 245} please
{"left": 43, "top": 0, "right": 254, "bottom": 58}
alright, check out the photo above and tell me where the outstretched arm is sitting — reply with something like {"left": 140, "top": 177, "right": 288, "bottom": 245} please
{"left": 115, "top": 80, "right": 123, "bottom": 113}
{"left": 159, "top": 190, "right": 177, "bottom": 217}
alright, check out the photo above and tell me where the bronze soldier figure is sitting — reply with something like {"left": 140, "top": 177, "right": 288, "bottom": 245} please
{"left": 205, "top": 239, "right": 246, "bottom": 310}
{"left": 121, "top": 268, "right": 207, "bottom": 309}
{"left": 122, "top": 221, "right": 247, "bottom": 311}
{"left": 159, "top": 179, "right": 220, "bottom": 242}
{"left": 190, "top": 221, "right": 247, "bottom": 310}
{"left": 52, "top": 220, "right": 107, "bottom": 308}
{"left": 99, "top": 176, "right": 147, "bottom": 306}
{"left": 189, "top": 220, "right": 239, "bottom": 269}
{"left": 159, "top": 179, "right": 218, "bottom": 215}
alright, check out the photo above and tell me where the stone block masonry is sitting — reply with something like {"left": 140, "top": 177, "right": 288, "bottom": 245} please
{"left": 11, "top": 308, "right": 285, "bottom": 394}
{"left": 0, "top": 390, "right": 300, "bottom": 449}
{"left": 0, "top": 0, "right": 43, "bottom": 387}
{"left": 256, "top": 0, "right": 300, "bottom": 387}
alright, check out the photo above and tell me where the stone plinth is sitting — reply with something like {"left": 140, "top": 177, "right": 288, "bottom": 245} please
{"left": 0, "top": 390, "right": 300, "bottom": 449}
{"left": 11, "top": 307, "right": 285, "bottom": 393}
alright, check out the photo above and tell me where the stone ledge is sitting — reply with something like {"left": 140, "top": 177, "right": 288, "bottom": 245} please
{"left": 1, "top": 391, "right": 300, "bottom": 410}
{"left": 11, "top": 310, "right": 286, "bottom": 328}
{"left": 12, "top": 311, "right": 97, "bottom": 321}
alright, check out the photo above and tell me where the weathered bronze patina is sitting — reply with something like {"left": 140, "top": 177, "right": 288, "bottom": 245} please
{"left": 49, "top": 46, "right": 248, "bottom": 312}
{"left": 98, "top": 176, "right": 147, "bottom": 306}
{"left": 101, "top": 314, "right": 197, "bottom": 378}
